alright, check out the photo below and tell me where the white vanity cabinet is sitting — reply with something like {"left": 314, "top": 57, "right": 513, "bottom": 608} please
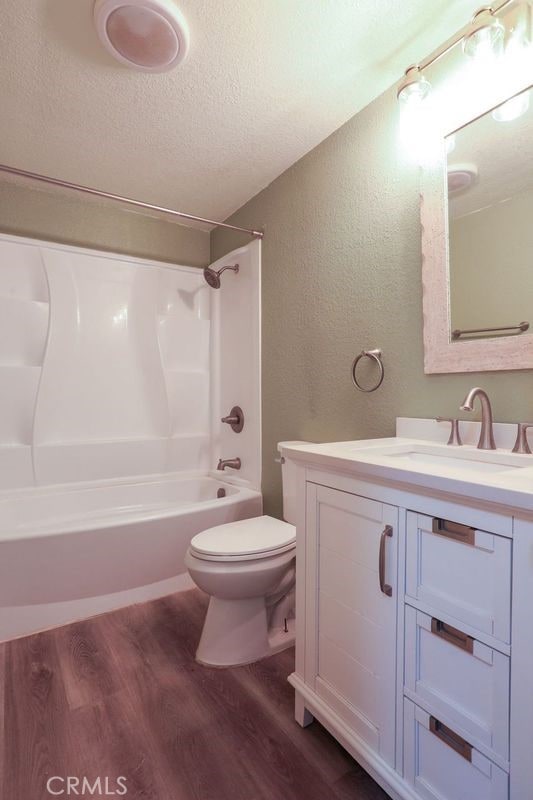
{"left": 286, "top": 447, "right": 533, "bottom": 800}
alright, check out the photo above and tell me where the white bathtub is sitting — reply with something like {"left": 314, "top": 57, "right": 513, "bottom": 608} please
{"left": 0, "top": 472, "right": 262, "bottom": 641}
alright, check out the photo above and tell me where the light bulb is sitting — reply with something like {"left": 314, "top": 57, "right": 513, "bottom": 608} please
{"left": 492, "top": 91, "right": 530, "bottom": 121}
{"left": 397, "top": 67, "right": 438, "bottom": 165}
{"left": 397, "top": 68, "right": 432, "bottom": 108}
{"left": 463, "top": 12, "right": 505, "bottom": 62}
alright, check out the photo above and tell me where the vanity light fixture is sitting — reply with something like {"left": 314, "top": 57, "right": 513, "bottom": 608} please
{"left": 396, "top": 1, "right": 523, "bottom": 111}
{"left": 397, "top": 65, "right": 432, "bottom": 108}
{"left": 462, "top": 7, "right": 505, "bottom": 61}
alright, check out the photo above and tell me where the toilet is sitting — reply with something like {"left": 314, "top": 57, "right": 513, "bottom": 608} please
{"left": 185, "top": 442, "right": 305, "bottom": 667}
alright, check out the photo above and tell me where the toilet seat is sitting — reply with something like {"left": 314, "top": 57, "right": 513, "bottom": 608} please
{"left": 189, "top": 515, "right": 296, "bottom": 562}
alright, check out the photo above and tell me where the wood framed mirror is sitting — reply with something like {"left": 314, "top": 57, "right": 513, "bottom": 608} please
{"left": 421, "top": 82, "right": 533, "bottom": 373}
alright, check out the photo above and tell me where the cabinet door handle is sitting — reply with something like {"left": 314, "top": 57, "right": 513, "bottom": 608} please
{"left": 378, "top": 525, "right": 393, "bottom": 596}
{"left": 430, "top": 618, "right": 474, "bottom": 654}
{"left": 429, "top": 716, "right": 472, "bottom": 762}
{"left": 432, "top": 517, "right": 475, "bottom": 546}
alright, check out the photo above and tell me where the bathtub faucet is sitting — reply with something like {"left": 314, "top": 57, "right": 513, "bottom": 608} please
{"left": 217, "top": 457, "right": 241, "bottom": 471}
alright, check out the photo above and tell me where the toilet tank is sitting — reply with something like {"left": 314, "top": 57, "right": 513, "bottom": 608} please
{"left": 278, "top": 441, "right": 309, "bottom": 525}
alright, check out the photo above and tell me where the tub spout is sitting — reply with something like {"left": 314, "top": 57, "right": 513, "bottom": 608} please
{"left": 217, "top": 458, "right": 241, "bottom": 471}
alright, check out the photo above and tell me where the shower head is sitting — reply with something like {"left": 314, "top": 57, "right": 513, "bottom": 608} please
{"left": 203, "top": 263, "right": 239, "bottom": 289}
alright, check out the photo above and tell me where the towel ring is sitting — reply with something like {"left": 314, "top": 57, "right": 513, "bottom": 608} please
{"left": 351, "top": 349, "right": 384, "bottom": 393}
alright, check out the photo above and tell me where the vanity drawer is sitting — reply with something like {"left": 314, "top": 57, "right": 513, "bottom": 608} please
{"left": 404, "top": 606, "right": 509, "bottom": 762}
{"left": 405, "top": 512, "right": 511, "bottom": 643}
{"left": 403, "top": 699, "right": 508, "bottom": 800}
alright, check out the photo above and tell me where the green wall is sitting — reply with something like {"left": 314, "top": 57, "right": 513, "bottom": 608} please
{"left": 211, "top": 86, "right": 533, "bottom": 518}
{"left": 0, "top": 182, "right": 209, "bottom": 267}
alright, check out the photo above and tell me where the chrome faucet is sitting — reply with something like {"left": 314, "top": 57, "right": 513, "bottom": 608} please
{"left": 460, "top": 387, "right": 496, "bottom": 450}
{"left": 217, "top": 457, "right": 241, "bottom": 471}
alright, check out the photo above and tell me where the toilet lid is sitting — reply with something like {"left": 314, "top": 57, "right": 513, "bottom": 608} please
{"left": 190, "top": 515, "right": 295, "bottom": 560}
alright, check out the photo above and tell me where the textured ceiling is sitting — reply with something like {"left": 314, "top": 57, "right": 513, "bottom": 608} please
{"left": 0, "top": 0, "right": 479, "bottom": 224}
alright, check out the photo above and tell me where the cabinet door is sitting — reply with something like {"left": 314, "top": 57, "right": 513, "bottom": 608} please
{"left": 305, "top": 483, "right": 398, "bottom": 766}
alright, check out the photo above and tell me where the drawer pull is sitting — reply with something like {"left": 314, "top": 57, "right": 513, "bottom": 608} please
{"left": 379, "top": 525, "right": 393, "bottom": 597}
{"left": 432, "top": 517, "right": 475, "bottom": 545}
{"left": 429, "top": 716, "right": 473, "bottom": 762}
{"left": 430, "top": 618, "right": 474, "bottom": 654}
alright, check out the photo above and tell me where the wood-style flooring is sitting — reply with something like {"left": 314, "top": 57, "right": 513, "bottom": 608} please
{"left": 0, "top": 589, "right": 389, "bottom": 800}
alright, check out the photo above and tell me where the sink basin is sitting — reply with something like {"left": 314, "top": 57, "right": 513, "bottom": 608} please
{"left": 352, "top": 442, "right": 532, "bottom": 476}
{"left": 384, "top": 449, "right": 519, "bottom": 474}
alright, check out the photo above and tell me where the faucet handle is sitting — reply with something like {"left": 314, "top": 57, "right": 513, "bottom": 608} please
{"left": 512, "top": 423, "right": 533, "bottom": 454}
{"left": 436, "top": 417, "right": 463, "bottom": 446}
{"left": 220, "top": 406, "right": 244, "bottom": 433}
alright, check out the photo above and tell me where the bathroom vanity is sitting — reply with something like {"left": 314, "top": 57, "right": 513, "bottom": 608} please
{"left": 283, "top": 418, "right": 533, "bottom": 800}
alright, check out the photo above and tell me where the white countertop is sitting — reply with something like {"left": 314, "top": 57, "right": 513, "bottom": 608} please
{"left": 281, "top": 418, "right": 533, "bottom": 516}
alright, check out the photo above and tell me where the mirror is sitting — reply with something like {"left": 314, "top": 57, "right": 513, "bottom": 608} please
{"left": 447, "top": 86, "right": 533, "bottom": 343}
{"left": 421, "top": 82, "right": 533, "bottom": 374}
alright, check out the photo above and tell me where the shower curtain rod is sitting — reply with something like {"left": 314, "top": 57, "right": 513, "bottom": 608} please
{"left": 0, "top": 163, "right": 264, "bottom": 239}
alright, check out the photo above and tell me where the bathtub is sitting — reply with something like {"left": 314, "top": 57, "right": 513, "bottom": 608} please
{"left": 0, "top": 472, "right": 262, "bottom": 641}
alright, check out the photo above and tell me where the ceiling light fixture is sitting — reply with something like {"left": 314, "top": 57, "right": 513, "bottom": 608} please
{"left": 94, "top": 0, "right": 189, "bottom": 72}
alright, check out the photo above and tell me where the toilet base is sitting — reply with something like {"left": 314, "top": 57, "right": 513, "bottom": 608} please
{"left": 267, "top": 616, "right": 295, "bottom": 656}
{"left": 195, "top": 595, "right": 295, "bottom": 668}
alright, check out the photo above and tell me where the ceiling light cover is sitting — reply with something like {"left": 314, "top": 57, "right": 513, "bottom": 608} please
{"left": 447, "top": 163, "right": 478, "bottom": 194}
{"left": 94, "top": 0, "right": 189, "bottom": 72}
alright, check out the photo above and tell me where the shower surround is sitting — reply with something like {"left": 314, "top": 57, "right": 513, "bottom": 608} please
{"left": 0, "top": 232, "right": 261, "bottom": 639}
